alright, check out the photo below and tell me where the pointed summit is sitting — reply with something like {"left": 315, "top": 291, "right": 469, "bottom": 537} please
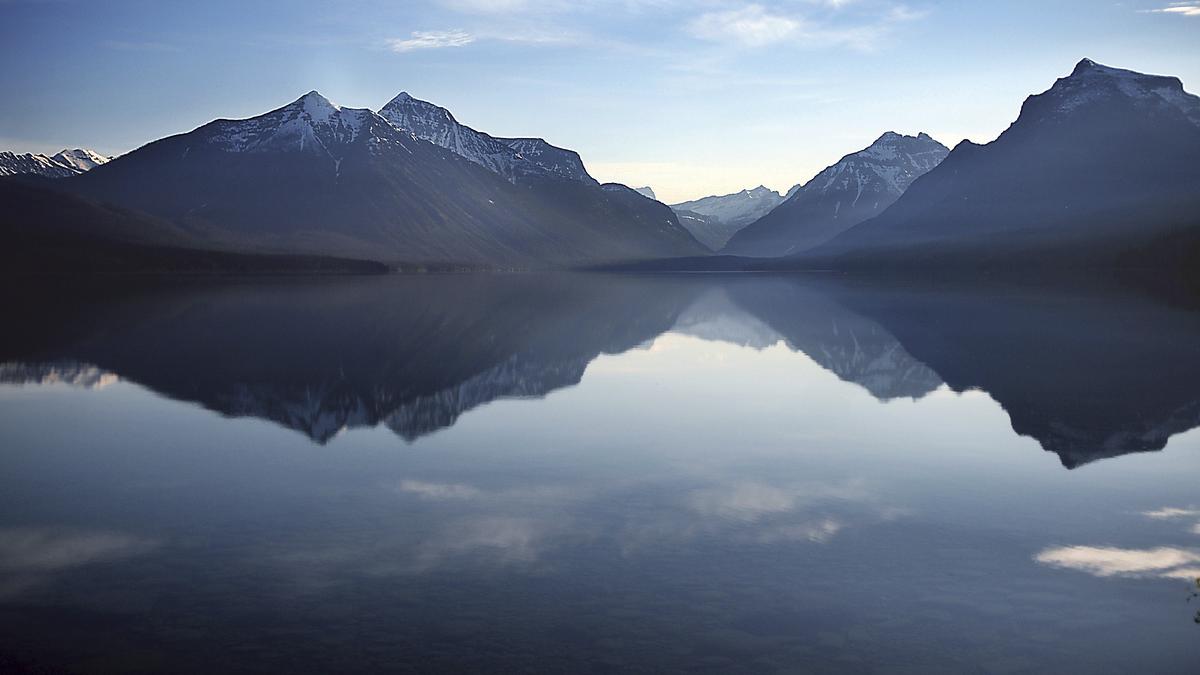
{"left": 722, "top": 132, "right": 949, "bottom": 257}
{"left": 377, "top": 92, "right": 594, "bottom": 184}
{"left": 292, "top": 90, "right": 339, "bottom": 122}
{"left": 1021, "top": 59, "right": 1200, "bottom": 129}
{"left": 1072, "top": 58, "right": 1098, "bottom": 75}
{"left": 379, "top": 91, "right": 459, "bottom": 130}
{"left": 800, "top": 60, "right": 1200, "bottom": 273}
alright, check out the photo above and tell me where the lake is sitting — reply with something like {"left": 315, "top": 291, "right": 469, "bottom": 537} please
{"left": 1, "top": 273, "right": 1198, "bottom": 673}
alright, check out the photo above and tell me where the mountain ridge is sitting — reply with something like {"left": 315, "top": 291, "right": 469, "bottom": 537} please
{"left": 0, "top": 148, "right": 111, "bottom": 178}
{"left": 54, "top": 90, "right": 706, "bottom": 267}
{"left": 723, "top": 131, "right": 948, "bottom": 257}
{"left": 802, "top": 58, "right": 1200, "bottom": 270}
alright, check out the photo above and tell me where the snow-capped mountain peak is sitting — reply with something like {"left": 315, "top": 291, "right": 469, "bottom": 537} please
{"left": 51, "top": 148, "right": 110, "bottom": 172}
{"left": 378, "top": 91, "right": 595, "bottom": 184}
{"left": 1029, "top": 58, "right": 1200, "bottom": 128}
{"left": 722, "top": 132, "right": 949, "bottom": 257}
{"left": 0, "top": 147, "right": 111, "bottom": 178}
{"left": 295, "top": 90, "right": 340, "bottom": 122}
{"left": 202, "top": 91, "right": 390, "bottom": 156}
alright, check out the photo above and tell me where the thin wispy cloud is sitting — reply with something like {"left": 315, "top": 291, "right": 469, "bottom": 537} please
{"left": 442, "top": 0, "right": 534, "bottom": 12}
{"left": 1145, "top": 2, "right": 1200, "bottom": 16}
{"left": 388, "top": 29, "right": 475, "bottom": 53}
{"left": 685, "top": 2, "right": 923, "bottom": 51}
{"left": 1142, "top": 507, "right": 1200, "bottom": 519}
{"left": 687, "top": 5, "right": 802, "bottom": 47}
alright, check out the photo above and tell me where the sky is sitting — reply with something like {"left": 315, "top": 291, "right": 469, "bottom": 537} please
{"left": 1, "top": 0, "right": 1199, "bottom": 203}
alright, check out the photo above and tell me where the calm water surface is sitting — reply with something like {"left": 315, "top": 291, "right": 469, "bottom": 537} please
{"left": 1, "top": 274, "right": 1198, "bottom": 673}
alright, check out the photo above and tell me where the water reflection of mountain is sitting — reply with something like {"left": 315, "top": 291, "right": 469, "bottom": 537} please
{"left": 808, "top": 279, "right": 1200, "bottom": 468}
{"left": 2, "top": 274, "right": 1198, "bottom": 467}
{"left": 720, "top": 278, "right": 944, "bottom": 401}
{"left": 0, "top": 276, "right": 697, "bottom": 443}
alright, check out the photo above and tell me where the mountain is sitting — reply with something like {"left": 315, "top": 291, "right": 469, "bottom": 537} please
{"left": 63, "top": 91, "right": 705, "bottom": 267}
{"left": 670, "top": 186, "right": 784, "bottom": 250}
{"left": 0, "top": 148, "right": 110, "bottom": 178}
{"left": 805, "top": 60, "right": 1200, "bottom": 271}
{"left": 378, "top": 92, "right": 595, "bottom": 184}
{"left": 50, "top": 148, "right": 110, "bottom": 172}
{"left": 633, "top": 186, "right": 656, "bottom": 200}
{"left": 673, "top": 186, "right": 785, "bottom": 229}
{"left": 723, "top": 133, "right": 948, "bottom": 257}
{"left": 0, "top": 177, "right": 385, "bottom": 275}
{"left": 672, "top": 209, "right": 736, "bottom": 251}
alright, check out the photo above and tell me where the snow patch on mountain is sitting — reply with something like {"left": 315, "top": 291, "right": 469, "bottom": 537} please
{"left": 1035, "top": 58, "right": 1200, "bottom": 127}
{"left": 204, "top": 91, "right": 388, "bottom": 157}
{"left": 378, "top": 92, "right": 595, "bottom": 184}
{"left": 672, "top": 186, "right": 784, "bottom": 229}
{"left": 723, "top": 132, "right": 949, "bottom": 257}
{"left": 0, "top": 148, "right": 111, "bottom": 178}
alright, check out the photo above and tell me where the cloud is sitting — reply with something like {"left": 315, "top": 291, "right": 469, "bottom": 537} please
{"left": 1142, "top": 507, "right": 1200, "bottom": 519}
{"left": 396, "top": 480, "right": 482, "bottom": 500}
{"left": 687, "top": 4, "right": 803, "bottom": 47}
{"left": 687, "top": 479, "right": 870, "bottom": 522}
{"left": 443, "top": 0, "right": 533, "bottom": 11}
{"left": 0, "top": 527, "right": 159, "bottom": 600}
{"left": 1145, "top": 2, "right": 1200, "bottom": 16}
{"left": 1036, "top": 508, "right": 1200, "bottom": 582}
{"left": 0, "top": 528, "right": 158, "bottom": 572}
{"left": 1035, "top": 546, "right": 1200, "bottom": 580}
{"left": 685, "top": 2, "right": 923, "bottom": 51}
{"left": 388, "top": 30, "right": 475, "bottom": 52}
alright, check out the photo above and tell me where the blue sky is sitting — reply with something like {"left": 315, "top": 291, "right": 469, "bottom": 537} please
{"left": 2, "top": 0, "right": 1198, "bottom": 202}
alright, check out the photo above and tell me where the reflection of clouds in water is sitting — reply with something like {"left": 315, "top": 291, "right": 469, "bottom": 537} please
{"left": 1142, "top": 507, "right": 1200, "bottom": 520}
{"left": 0, "top": 527, "right": 158, "bottom": 599}
{"left": 619, "top": 478, "right": 896, "bottom": 555}
{"left": 0, "top": 528, "right": 158, "bottom": 572}
{"left": 1140, "top": 506, "right": 1200, "bottom": 537}
{"left": 687, "top": 479, "right": 870, "bottom": 522}
{"left": 396, "top": 480, "right": 482, "bottom": 500}
{"left": 391, "top": 479, "right": 582, "bottom": 506}
{"left": 1036, "top": 546, "right": 1200, "bottom": 580}
{"left": 1037, "top": 507, "right": 1200, "bottom": 582}
{"left": 272, "top": 475, "right": 902, "bottom": 588}
{"left": 409, "top": 516, "right": 552, "bottom": 570}
{"left": 753, "top": 519, "right": 843, "bottom": 544}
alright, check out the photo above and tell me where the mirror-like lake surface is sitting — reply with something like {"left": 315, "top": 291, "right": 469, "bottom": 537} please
{"left": 1, "top": 274, "right": 1198, "bottom": 673}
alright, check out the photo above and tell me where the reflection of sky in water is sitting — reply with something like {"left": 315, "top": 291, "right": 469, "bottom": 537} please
{"left": 1, "top": 279, "right": 1199, "bottom": 672}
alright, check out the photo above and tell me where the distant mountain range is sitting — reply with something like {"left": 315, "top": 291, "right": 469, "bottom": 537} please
{"left": 0, "top": 148, "right": 110, "bottom": 178}
{"left": 20, "top": 91, "right": 704, "bottom": 269}
{"left": 799, "top": 59, "right": 1200, "bottom": 270}
{"left": 724, "top": 133, "right": 949, "bottom": 257}
{"left": 2, "top": 58, "right": 1197, "bottom": 274}
{"left": 671, "top": 186, "right": 785, "bottom": 250}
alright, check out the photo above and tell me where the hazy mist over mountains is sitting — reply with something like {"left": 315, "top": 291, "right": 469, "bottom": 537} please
{"left": 5, "top": 4, "right": 1200, "bottom": 672}
{"left": 0, "top": 58, "right": 1198, "bottom": 276}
